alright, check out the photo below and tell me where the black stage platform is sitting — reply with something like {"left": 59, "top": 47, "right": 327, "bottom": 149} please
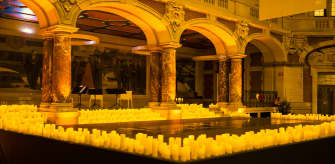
{"left": 0, "top": 129, "right": 334, "bottom": 164}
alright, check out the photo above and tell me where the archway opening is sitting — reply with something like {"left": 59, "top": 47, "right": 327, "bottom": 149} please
{"left": 243, "top": 42, "right": 277, "bottom": 107}
{"left": 74, "top": 10, "right": 148, "bottom": 108}
{"left": 177, "top": 29, "right": 217, "bottom": 106}
{"left": 306, "top": 45, "right": 335, "bottom": 115}
{"left": 0, "top": 0, "right": 44, "bottom": 96}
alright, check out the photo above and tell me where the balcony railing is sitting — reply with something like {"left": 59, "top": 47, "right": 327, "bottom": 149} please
{"left": 243, "top": 91, "right": 278, "bottom": 107}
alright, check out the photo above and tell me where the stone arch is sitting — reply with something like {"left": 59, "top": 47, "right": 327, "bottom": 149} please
{"left": 19, "top": 0, "right": 60, "bottom": 28}
{"left": 69, "top": 0, "right": 172, "bottom": 46}
{"left": 300, "top": 40, "right": 335, "bottom": 63}
{"left": 243, "top": 33, "right": 287, "bottom": 62}
{"left": 177, "top": 19, "right": 238, "bottom": 56}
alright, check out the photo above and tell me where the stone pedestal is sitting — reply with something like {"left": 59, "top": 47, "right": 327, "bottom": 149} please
{"left": 148, "top": 102, "right": 160, "bottom": 107}
{"left": 229, "top": 55, "right": 246, "bottom": 111}
{"left": 151, "top": 106, "right": 181, "bottom": 120}
{"left": 39, "top": 103, "right": 79, "bottom": 125}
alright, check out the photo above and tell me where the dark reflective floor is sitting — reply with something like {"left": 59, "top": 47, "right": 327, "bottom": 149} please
{"left": 66, "top": 117, "right": 324, "bottom": 140}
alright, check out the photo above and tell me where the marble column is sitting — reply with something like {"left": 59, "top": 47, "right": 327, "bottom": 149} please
{"left": 149, "top": 52, "right": 161, "bottom": 106}
{"left": 52, "top": 32, "right": 72, "bottom": 103}
{"left": 161, "top": 48, "right": 177, "bottom": 105}
{"left": 229, "top": 55, "right": 246, "bottom": 107}
{"left": 218, "top": 58, "right": 229, "bottom": 106}
{"left": 39, "top": 25, "right": 78, "bottom": 125}
{"left": 41, "top": 36, "right": 53, "bottom": 103}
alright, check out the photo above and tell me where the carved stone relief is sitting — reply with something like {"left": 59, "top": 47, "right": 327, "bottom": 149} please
{"left": 164, "top": 0, "right": 185, "bottom": 38}
{"left": 308, "top": 47, "right": 335, "bottom": 66}
{"left": 235, "top": 20, "right": 249, "bottom": 45}
{"left": 59, "top": 0, "right": 77, "bottom": 13}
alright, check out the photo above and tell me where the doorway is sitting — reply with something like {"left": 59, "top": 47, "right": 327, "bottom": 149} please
{"left": 317, "top": 85, "right": 335, "bottom": 115}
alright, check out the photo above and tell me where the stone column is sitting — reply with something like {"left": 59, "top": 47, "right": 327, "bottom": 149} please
{"left": 229, "top": 55, "right": 246, "bottom": 109}
{"left": 148, "top": 51, "right": 161, "bottom": 107}
{"left": 217, "top": 57, "right": 229, "bottom": 107}
{"left": 52, "top": 32, "right": 72, "bottom": 103}
{"left": 39, "top": 25, "right": 78, "bottom": 125}
{"left": 161, "top": 48, "right": 177, "bottom": 106}
{"left": 41, "top": 35, "right": 53, "bottom": 103}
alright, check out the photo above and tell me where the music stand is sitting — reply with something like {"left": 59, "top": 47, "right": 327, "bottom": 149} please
{"left": 105, "top": 88, "right": 126, "bottom": 109}
{"left": 88, "top": 88, "right": 103, "bottom": 109}
{"left": 72, "top": 86, "right": 88, "bottom": 110}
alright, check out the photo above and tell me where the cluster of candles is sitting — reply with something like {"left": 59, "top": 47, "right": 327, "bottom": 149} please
{"left": 78, "top": 108, "right": 165, "bottom": 124}
{"left": 208, "top": 103, "right": 218, "bottom": 109}
{"left": 175, "top": 97, "right": 184, "bottom": 104}
{"left": 2, "top": 115, "right": 335, "bottom": 161}
{"left": 272, "top": 113, "right": 335, "bottom": 121}
{"left": 177, "top": 104, "right": 218, "bottom": 119}
{"left": 0, "top": 108, "right": 47, "bottom": 133}
{"left": 1, "top": 105, "right": 335, "bottom": 161}
{"left": 0, "top": 105, "right": 38, "bottom": 112}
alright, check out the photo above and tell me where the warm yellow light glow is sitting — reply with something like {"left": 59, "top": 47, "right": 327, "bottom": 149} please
{"left": 1, "top": 105, "right": 335, "bottom": 162}
{"left": 20, "top": 27, "right": 34, "bottom": 34}
{"left": 71, "top": 34, "right": 100, "bottom": 46}
{"left": 78, "top": 108, "right": 165, "bottom": 124}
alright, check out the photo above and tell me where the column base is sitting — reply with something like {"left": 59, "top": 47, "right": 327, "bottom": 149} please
{"left": 39, "top": 103, "right": 79, "bottom": 125}
{"left": 150, "top": 102, "right": 181, "bottom": 120}
{"left": 217, "top": 102, "right": 229, "bottom": 108}
{"left": 227, "top": 102, "right": 245, "bottom": 113}
{"left": 148, "top": 102, "right": 160, "bottom": 108}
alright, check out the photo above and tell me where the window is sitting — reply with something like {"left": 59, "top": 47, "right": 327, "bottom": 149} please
{"left": 315, "top": 20, "right": 329, "bottom": 31}
{"left": 250, "top": 7, "right": 259, "bottom": 18}
{"left": 314, "top": 9, "right": 325, "bottom": 16}
{"left": 332, "top": 0, "right": 335, "bottom": 16}
{"left": 218, "top": 0, "right": 228, "bottom": 8}
{"left": 204, "top": 0, "right": 215, "bottom": 5}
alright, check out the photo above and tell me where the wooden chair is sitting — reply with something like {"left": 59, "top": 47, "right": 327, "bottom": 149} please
{"left": 118, "top": 91, "right": 133, "bottom": 108}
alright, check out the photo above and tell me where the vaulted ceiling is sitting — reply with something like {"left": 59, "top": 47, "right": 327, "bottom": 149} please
{"left": 77, "top": 10, "right": 215, "bottom": 49}
{"left": 77, "top": 10, "right": 146, "bottom": 40}
{"left": 0, "top": 0, "right": 215, "bottom": 50}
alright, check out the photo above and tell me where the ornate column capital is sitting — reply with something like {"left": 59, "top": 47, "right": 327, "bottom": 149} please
{"left": 132, "top": 42, "right": 181, "bottom": 55}
{"left": 217, "top": 54, "right": 228, "bottom": 61}
{"left": 40, "top": 25, "right": 78, "bottom": 37}
{"left": 159, "top": 42, "right": 182, "bottom": 49}
{"left": 230, "top": 54, "right": 247, "bottom": 60}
